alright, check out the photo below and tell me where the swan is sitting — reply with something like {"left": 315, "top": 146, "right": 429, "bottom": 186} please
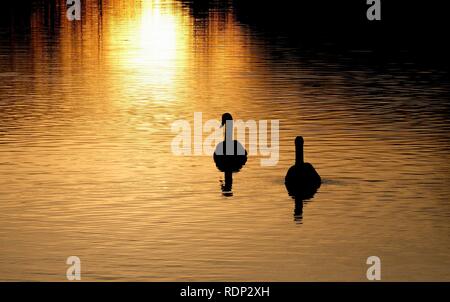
{"left": 285, "top": 136, "right": 321, "bottom": 199}
{"left": 213, "top": 113, "right": 247, "bottom": 173}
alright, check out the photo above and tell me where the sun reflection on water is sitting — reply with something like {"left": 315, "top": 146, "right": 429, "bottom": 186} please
{"left": 107, "top": 0, "right": 190, "bottom": 104}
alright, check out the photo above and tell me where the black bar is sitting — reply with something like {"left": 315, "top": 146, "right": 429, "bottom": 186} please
{"left": 1, "top": 282, "right": 449, "bottom": 300}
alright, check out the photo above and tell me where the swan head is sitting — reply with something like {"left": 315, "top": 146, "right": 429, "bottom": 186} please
{"left": 221, "top": 113, "right": 233, "bottom": 127}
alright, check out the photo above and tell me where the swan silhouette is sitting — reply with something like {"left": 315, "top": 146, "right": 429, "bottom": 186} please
{"left": 213, "top": 113, "right": 247, "bottom": 196}
{"left": 213, "top": 113, "right": 248, "bottom": 173}
{"left": 285, "top": 136, "right": 321, "bottom": 200}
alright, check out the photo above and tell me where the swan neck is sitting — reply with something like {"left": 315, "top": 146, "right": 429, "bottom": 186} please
{"left": 295, "top": 141, "right": 304, "bottom": 165}
{"left": 224, "top": 120, "right": 233, "bottom": 142}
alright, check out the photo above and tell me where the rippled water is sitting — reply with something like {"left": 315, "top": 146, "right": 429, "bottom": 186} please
{"left": 0, "top": 0, "right": 449, "bottom": 281}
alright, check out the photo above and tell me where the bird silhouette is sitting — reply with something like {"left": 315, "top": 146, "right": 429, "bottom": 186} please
{"left": 285, "top": 136, "right": 321, "bottom": 221}
{"left": 213, "top": 113, "right": 247, "bottom": 196}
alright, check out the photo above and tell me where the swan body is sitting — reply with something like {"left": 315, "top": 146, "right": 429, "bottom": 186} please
{"left": 213, "top": 140, "right": 247, "bottom": 172}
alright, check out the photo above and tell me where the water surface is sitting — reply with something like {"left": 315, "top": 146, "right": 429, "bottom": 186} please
{"left": 0, "top": 0, "right": 449, "bottom": 281}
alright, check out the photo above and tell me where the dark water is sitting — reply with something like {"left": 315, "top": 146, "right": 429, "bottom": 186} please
{"left": 0, "top": 0, "right": 449, "bottom": 281}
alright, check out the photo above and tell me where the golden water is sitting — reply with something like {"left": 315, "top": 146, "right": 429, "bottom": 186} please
{"left": 0, "top": 0, "right": 449, "bottom": 281}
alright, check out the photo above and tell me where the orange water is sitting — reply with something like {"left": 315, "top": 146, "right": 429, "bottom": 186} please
{"left": 0, "top": 0, "right": 449, "bottom": 281}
